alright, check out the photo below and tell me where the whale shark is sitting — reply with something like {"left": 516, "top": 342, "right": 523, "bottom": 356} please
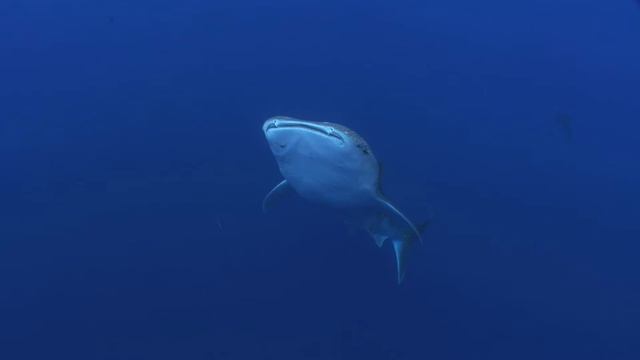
{"left": 262, "top": 116, "right": 422, "bottom": 283}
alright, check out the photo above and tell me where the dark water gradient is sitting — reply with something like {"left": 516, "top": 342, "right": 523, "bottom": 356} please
{"left": 1, "top": 0, "right": 639, "bottom": 359}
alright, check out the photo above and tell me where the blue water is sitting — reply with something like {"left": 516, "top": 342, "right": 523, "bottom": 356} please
{"left": 1, "top": 0, "right": 639, "bottom": 359}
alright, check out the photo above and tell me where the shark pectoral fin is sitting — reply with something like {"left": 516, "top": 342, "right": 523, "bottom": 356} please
{"left": 376, "top": 197, "right": 422, "bottom": 243}
{"left": 365, "top": 216, "right": 390, "bottom": 248}
{"left": 392, "top": 239, "right": 410, "bottom": 284}
{"left": 370, "top": 232, "right": 388, "bottom": 248}
{"left": 262, "top": 180, "right": 292, "bottom": 213}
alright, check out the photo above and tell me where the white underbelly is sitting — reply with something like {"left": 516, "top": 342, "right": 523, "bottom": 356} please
{"left": 279, "top": 161, "right": 375, "bottom": 208}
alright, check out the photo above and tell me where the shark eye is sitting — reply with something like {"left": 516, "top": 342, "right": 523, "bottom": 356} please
{"left": 265, "top": 120, "right": 278, "bottom": 131}
{"left": 325, "top": 127, "right": 345, "bottom": 144}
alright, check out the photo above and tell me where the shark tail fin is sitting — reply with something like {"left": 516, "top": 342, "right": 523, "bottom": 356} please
{"left": 364, "top": 197, "right": 424, "bottom": 283}
{"left": 365, "top": 215, "right": 416, "bottom": 284}
{"left": 392, "top": 238, "right": 411, "bottom": 284}
{"left": 376, "top": 197, "right": 422, "bottom": 244}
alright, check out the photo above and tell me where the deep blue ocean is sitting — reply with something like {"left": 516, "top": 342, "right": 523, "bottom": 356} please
{"left": 1, "top": 0, "right": 639, "bottom": 359}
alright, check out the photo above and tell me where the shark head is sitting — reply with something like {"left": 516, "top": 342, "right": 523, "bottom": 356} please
{"left": 263, "top": 116, "right": 371, "bottom": 158}
{"left": 262, "top": 116, "right": 379, "bottom": 206}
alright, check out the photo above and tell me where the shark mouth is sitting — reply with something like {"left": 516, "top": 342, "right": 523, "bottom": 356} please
{"left": 264, "top": 118, "right": 345, "bottom": 143}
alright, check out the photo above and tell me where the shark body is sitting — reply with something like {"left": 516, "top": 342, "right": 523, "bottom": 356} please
{"left": 262, "top": 116, "right": 422, "bottom": 283}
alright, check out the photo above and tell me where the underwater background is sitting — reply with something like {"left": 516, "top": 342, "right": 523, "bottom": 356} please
{"left": 1, "top": 0, "right": 639, "bottom": 359}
